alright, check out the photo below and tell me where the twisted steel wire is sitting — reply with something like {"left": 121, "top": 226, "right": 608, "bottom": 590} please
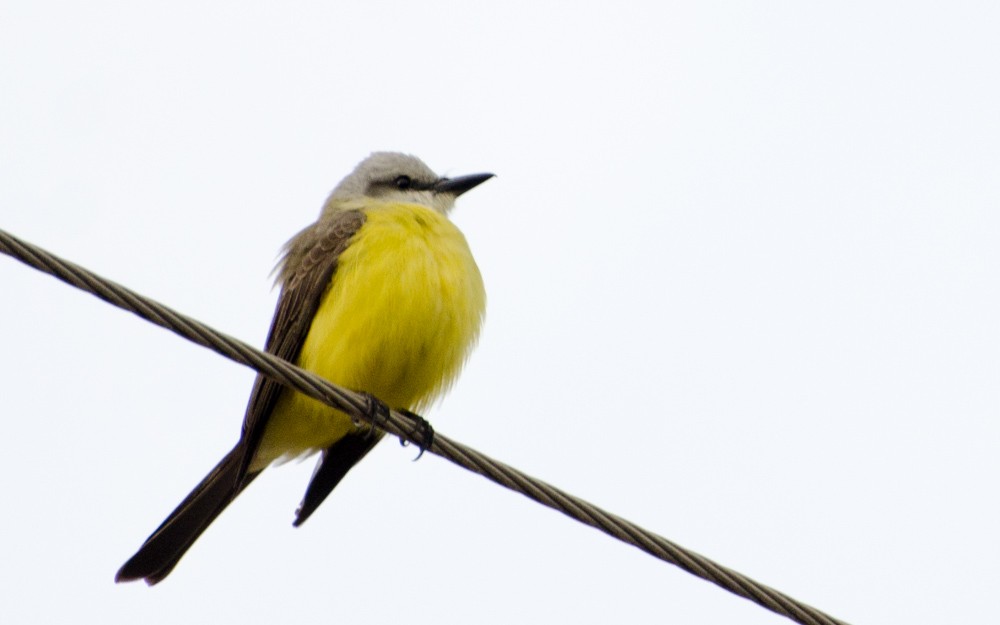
{"left": 0, "top": 228, "right": 848, "bottom": 625}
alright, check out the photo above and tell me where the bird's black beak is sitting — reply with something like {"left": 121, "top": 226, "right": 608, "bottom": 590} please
{"left": 434, "top": 172, "right": 495, "bottom": 196}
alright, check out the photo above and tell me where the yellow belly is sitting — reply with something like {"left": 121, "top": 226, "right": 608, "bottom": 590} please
{"left": 252, "top": 201, "right": 485, "bottom": 468}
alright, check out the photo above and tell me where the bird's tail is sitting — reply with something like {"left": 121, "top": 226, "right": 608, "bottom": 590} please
{"left": 116, "top": 445, "right": 259, "bottom": 585}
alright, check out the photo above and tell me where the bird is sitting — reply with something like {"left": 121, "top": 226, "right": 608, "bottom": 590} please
{"left": 116, "top": 152, "right": 491, "bottom": 585}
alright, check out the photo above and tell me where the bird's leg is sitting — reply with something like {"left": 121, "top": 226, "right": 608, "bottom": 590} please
{"left": 397, "top": 409, "right": 434, "bottom": 461}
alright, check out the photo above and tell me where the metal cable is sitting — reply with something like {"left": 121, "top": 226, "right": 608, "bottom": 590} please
{"left": 0, "top": 227, "right": 849, "bottom": 625}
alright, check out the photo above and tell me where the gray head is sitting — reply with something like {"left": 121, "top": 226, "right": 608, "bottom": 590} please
{"left": 325, "top": 152, "right": 494, "bottom": 215}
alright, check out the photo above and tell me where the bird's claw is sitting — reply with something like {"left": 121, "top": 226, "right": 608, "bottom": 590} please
{"left": 357, "top": 393, "right": 391, "bottom": 438}
{"left": 398, "top": 409, "right": 434, "bottom": 460}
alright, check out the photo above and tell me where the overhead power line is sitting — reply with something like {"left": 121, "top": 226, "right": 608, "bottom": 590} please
{"left": 0, "top": 227, "right": 848, "bottom": 625}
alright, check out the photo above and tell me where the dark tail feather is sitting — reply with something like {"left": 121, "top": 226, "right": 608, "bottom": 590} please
{"left": 293, "top": 433, "right": 382, "bottom": 527}
{"left": 116, "top": 445, "right": 259, "bottom": 585}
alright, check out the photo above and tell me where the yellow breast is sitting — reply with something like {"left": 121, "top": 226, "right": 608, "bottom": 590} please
{"left": 254, "top": 201, "right": 485, "bottom": 467}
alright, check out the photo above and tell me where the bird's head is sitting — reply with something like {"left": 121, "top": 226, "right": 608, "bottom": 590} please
{"left": 327, "top": 152, "right": 494, "bottom": 215}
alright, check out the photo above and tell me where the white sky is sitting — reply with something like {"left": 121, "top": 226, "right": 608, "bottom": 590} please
{"left": 2, "top": 2, "right": 998, "bottom": 623}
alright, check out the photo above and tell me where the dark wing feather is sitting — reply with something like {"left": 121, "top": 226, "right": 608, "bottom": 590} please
{"left": 116, "top": 209, "right": 366, "bottom": 584}
{"left": 237, "top": 209, "right": 367, "bottom": 478}
{"left": 293, "top": 431, "right": 383, "bottom": 526}
{"left": 248, "top": 208, "right": 384, "bottom": 527}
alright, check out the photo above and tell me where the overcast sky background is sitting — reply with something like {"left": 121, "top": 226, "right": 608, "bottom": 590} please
{"left": 2, "top": 2, "right": 998, "bottom": 624}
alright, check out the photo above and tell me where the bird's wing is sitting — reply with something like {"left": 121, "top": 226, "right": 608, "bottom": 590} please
{"left": 115, "top": 209, "right": 368, "bottom": 584}
{"left": 236, "top": 209, "right": 367, "bottom": 479}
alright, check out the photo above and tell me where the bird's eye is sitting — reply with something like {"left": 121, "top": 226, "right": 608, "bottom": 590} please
{"left": 394, "top": 175, "right": 412, "bottom": 190}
